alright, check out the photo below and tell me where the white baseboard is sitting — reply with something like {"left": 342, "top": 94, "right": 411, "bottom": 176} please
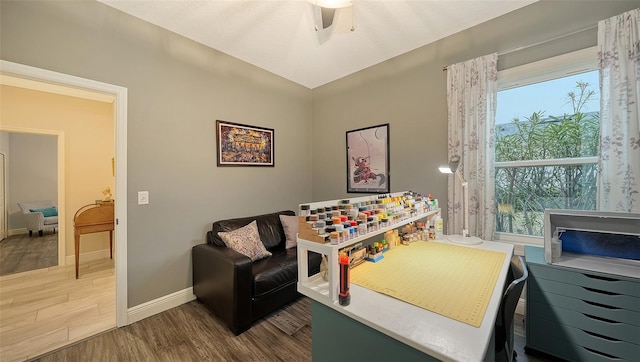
{"left": 8, "top": 228, "right": 28, "bottom": 236}
{"left": 127, "top": 287, "right": 196, "bottom": 324}
{"left": 123, "top": 286, "right": 520, "bottom": 325}
{"left": 65, "top": 248, "right": 111, "bottom": 265}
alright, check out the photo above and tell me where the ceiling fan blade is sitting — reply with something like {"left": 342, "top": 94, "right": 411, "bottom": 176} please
{"left": 320, "top": 7, "right": 336, "bottom": 29}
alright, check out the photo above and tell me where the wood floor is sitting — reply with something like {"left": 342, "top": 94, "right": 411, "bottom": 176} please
{"left": 0, "top": 257, "right": 115, "bottom": 361}
{"left": 36, "top": 297, "right": 313, "bottom": 362}
{"left": 0, "top": 232, "right": 58, "bottom": 276}
{"left": 30, "top": 296, "right": 555, "bottom": 362}
{"left": 0, "top": 242, "right": 550, "bottom": 362}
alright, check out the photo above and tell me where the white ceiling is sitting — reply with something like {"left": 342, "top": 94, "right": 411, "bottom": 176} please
{"left": 99, "top": 0, "right": 538, "bottom": 89}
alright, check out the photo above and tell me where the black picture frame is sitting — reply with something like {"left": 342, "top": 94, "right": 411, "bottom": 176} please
{"left": 216, "top": 120, "right": 274, "bottom": 167}
{"left": 346, "top": 123, "right": 390, "bottom": 193}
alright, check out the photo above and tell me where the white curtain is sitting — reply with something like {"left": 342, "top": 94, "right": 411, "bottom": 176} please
{"left": 446, "top": 54, "right": 498, "bottom": 240}
{"left": 597, "top": 9, "right": 640, "bottom": 213}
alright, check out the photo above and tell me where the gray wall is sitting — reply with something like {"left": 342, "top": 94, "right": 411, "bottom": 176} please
{"left": 0, "top": 0, "right": 312, "bottom": 307}
{"left": 2, "top": 0, "right": 638, "bottom": 308}
{"left": 311, "top": 0, "right": 640, "bottom": 231}
{"left": 3, "top": 132, "right": 58, "bottom": 230}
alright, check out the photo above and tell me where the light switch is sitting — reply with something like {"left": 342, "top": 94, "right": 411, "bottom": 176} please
{"left": 138, "top": 191, "right": 149, "bottom": 205}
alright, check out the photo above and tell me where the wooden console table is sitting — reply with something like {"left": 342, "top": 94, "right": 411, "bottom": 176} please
{"left": 73, "top": 201, "right": 114, "bottom": 279}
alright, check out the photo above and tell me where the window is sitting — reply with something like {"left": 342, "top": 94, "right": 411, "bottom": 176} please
{"left": 494, "top": 48, "right": 599, "bottom": 244}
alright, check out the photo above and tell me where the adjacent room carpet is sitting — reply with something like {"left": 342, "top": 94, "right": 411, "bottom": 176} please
{"left": 0, "top": 232, "right": 58, "bottom": 276}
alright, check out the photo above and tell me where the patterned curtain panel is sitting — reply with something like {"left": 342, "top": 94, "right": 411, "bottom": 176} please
{"left": 597, "top": 9, "right": 640, "bottom": 213}
{"left": 446, "top": 54, "right": 498, "bottom": 240}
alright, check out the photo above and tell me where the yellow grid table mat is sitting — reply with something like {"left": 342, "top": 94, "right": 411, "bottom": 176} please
{"left": 350, "top": 242, "right": 506, "bottom": 327}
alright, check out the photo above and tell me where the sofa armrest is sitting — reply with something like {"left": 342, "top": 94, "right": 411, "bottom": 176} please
{"left": 23, "top": 212, "right": 45, "bottom": 232}
{"left": 192, "top": 243, "right": 253, "bottom": 335}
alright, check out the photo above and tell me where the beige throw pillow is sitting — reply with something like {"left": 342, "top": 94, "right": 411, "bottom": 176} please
{"left": 218, "top": 220, "right": 272, "bottom": 261}
{"left": 279, "top": 214, "right": 299, "bottom": 249}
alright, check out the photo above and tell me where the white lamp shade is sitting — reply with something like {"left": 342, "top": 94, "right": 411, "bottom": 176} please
{"left": 309, "top": 0, "right": 352, "bottom": 9}
{"left": 437, "top": 154, "right": 480, "bottom": 244}
{"left": 439, "top": 166, "right": 453, "bottom": 174}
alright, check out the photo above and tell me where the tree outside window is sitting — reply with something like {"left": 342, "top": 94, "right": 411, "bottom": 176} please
{"left": 495, "top": 74, "right": 600, "bottom": 237}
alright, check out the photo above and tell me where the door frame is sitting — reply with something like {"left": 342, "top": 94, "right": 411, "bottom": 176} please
{"left": 0, "top": 152, "right": 5, "bottom": 241}
{"left": 0, "top": 60, "right": 129, "bottom": 327}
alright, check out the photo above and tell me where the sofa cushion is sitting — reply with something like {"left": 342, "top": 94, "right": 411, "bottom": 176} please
{"left": 252, "top": 248, "right": 322, "bottom": 298}
{"left": 30, "top": 206, "right": 58, "bottom": 217}
{"left": 218, "top": 220, "right": 272, "bottom": 262}
{"left": 279, "top": 214, "right": 299, "bottom": 249}
{"left": 252, "top": 248, "right": 297, "bottom": 298}
{"left": 210, "top": 210, "right": 294, "bottom": 250}
{"left": 44, "top": 216, "right": 58, "bottom": 225}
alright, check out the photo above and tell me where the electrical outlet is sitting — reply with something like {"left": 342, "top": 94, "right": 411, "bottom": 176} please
{"left": 138, "top": 191, "right": 149, "bottom": 205}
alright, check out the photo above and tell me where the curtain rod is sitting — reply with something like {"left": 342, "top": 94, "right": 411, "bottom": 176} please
{"left": 442, "top": 24, "right": 598, "bottom": 71}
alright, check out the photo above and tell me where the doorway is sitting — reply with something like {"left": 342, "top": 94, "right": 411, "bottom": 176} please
{"left": 0, "top": 131, "right": 62, "bottom": 276}
{"left": 0, "top": 60, "right": 128, "bottom": 326}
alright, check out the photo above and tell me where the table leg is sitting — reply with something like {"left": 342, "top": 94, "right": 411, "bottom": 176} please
{"left": 109, "top": 230, "right": 113, "bottom": 259}
{"left": 75, "top": 232, "right": 80, "bottom": 279}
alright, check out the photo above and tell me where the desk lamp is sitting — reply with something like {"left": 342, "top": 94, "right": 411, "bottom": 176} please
{"left": 439, "top": 155, "right": 482, "bottom": 245}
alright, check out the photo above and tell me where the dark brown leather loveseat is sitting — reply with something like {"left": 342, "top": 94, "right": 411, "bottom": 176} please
{"left": 193, "top": 210, "right": 322, "bottom": 335}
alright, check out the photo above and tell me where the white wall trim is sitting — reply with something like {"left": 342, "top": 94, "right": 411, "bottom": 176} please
{"left": 8, "top": 227, "right": 28, "bottom": 236}
{"left": 127, "top": 287, "right": 196, "bottom": 324}
{"left": 1, "top": 60, "right": 129, "bottom": 327}
{"left": 498, "top": 46, "right": 597, "bottom": 90}
{"left": 0, "top": 152, "right": 5, "bottom": 241}
{"left": 65, "top": 249, "right": 111, "bottom": 265}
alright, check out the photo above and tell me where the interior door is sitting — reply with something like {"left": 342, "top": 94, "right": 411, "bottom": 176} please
{"left": 0, "top": 152, "right": 6, "bottom": 241}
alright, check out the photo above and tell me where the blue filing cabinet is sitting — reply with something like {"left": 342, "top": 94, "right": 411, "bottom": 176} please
{"left": 525, "top": 246, "right": 640, "bottom": 361}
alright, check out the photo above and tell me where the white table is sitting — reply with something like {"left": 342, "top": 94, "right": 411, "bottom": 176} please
{"left": 304, "top": 238, "right": 514, "bottom": 362}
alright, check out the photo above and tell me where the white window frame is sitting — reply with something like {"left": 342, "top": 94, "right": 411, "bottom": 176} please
{"left": 494, "top": 46, "right": 599, "bottom": 246}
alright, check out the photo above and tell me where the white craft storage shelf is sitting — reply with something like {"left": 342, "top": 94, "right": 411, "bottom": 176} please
{"left": 296, "top": 192, "right": 440, "bottom": 305}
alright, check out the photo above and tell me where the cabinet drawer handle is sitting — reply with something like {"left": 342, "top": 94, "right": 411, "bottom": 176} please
{"left": 581, "top": 346, "right": 622, "bottom": 360}
{"left": 583, "top": 287, "right": 620, "bottom": 296}
{"left": 584, "top": 300, "right": 621, "bottom": 310}
{"left": 583, "top": 330, "right": 621, "bottom": 342}
{"left": 583, "top": 274, "right": 620, "bottom": 282}
{"left": 582, "top": 313, "right": 620, "bottom": 325}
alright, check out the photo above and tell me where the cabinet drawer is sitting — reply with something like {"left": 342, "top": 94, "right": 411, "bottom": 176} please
{"left": 528, "top": 264, "right": 640, "bottom": 297}
{"left": 529, "top": 294, "right": 640, "bottom": 345}
{"left": 527, "top": 288, "right": 640, "bottom": 327}
{"left": 528, "top": 316, "right": 640, "bottom": 361}
{"left": 529, "top": 277, "right": 640, "bottom": 312}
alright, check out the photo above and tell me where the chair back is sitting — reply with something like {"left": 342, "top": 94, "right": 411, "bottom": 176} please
{"left": 496, "top": 255, "right": 528, "bottom": 361}
{"left": 18, "top": 200, "right": 57, "bottom": 214}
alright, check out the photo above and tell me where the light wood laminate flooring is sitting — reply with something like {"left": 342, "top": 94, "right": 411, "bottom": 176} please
{"left": 0, "top": 257, "right": 115, "bottom": 361}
